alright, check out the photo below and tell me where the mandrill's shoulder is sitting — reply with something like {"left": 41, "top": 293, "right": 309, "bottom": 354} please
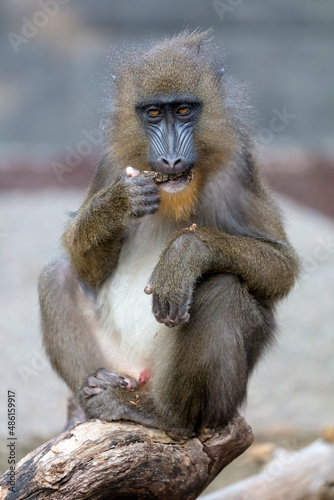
{"left": 194, "top": 150, "right": 284, "bottom": 241}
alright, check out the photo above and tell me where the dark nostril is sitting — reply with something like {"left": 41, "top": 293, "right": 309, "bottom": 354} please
{"left": 161, "top": 157, "right": 183, "bottom": 169}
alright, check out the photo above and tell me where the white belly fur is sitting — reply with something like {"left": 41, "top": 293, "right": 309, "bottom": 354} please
{"left": 96, "top": 216, "right": 173, "bottom": 379}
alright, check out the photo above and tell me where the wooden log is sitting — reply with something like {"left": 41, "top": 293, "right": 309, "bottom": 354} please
{"left": 201, "top": 439, "right": 334, "bottom": 500}
{"left": 0, "top": 414, "right": 253, "bottom": 500}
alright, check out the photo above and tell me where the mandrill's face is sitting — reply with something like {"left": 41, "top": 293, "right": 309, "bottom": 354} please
{"left": 136, "top": 93, "right": 201, "bottom": 195}
{"left": 111, "top": 36, "right": 238, "bottom": 221}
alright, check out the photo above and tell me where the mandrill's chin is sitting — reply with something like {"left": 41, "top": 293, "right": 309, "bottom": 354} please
{"left": 159, "top": 177, "right": 189, "bottom": 193}
{"left": 158, "top": 170, "right": 202, "bottom": 222}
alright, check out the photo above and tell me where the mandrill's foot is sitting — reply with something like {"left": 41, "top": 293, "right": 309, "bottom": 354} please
{"left": 79, "top": 369, "right": 195, "bottom": 434}
{"left": 80, "top": 368, "right": 137, "bottom": 401}
{"left": 79, "top": 368, "right": 140, "bottom": 422}
{"left": 78, "top": 368, "right": 162, "bottom": 428}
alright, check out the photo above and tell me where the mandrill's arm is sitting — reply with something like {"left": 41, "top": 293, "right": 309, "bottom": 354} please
{"left": 62, "top": 167, "right": 160, "bottom": 288}
{"left": 145, "top": 226, "right": 300, "bottom": 327}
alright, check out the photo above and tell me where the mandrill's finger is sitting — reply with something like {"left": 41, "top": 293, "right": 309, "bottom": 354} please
{"left": 144, "top": 284, "right": 153, "bottom": 295}
{"left": 125, "top": 166, "right": 140, "bottom": 178}
{"left": 179, "top": 312, "right": 190, "bottom": 323}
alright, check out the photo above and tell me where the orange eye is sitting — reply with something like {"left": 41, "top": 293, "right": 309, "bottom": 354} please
{"left": 147, "top": 108, "right": 160, "bottom": 116}
{"left": 177, "top": 106, "right": 190, "bottom": 115}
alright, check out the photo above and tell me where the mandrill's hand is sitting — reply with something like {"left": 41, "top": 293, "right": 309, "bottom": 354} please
{"left": 144, "top": 231, "right": 211, "bottom": 327}
{"left": 120, "top": 167, "right": 160, "bottom": 218}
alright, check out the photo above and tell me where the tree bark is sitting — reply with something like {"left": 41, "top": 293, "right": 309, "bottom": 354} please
{"left": 0, "top": 414, "right": 253, "bottom": 500}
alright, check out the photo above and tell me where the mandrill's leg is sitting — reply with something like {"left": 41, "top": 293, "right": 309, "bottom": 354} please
{"left": 38, "top": 257, "right": 136, "bottom": 397}
{"left": 39, "top": 257, "right": 159, "bottom": 429}
{"left": 80, "top": 273, "right": 276, "bottom": 435}
{"left": 65, "top": 391, "right": 86, "bottom": 430}
{"left": 151, "top": 273, "right": 276, "bottom": 433}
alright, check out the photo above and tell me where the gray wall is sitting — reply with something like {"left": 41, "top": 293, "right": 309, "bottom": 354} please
{"left": 1, "top": 0, "right": 333, "bottom": 152}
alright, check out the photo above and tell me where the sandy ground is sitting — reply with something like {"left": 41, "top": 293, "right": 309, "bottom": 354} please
{"left": 0, "top": 189, "right": 333, "bottom": 474}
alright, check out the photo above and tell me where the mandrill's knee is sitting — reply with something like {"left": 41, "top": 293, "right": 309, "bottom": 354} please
{"left": 38, "top": 256, "right": 86, "bottom": 297}
{"left": 191, "top": 272, "right": 266, "bottom": 330}
{"left": 39, "top": 256, "right": 72, "bottom": 288}
{"left": 191, "top": 273, "right": 242, "bottom": 309}
{"left": 51, "top": 257, "right": 73, "bottom": 284}
{"left": 39, "top": 256, "right": 97, "bottom": 306}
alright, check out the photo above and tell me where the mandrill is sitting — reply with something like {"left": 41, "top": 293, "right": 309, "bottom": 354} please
{"left": 38, "top": 30, "right": 300, "bottom": 436}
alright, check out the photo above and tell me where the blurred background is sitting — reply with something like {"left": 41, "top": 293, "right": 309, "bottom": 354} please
{"left": 0, "top": 0, "right": 333, "bottom": 493}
